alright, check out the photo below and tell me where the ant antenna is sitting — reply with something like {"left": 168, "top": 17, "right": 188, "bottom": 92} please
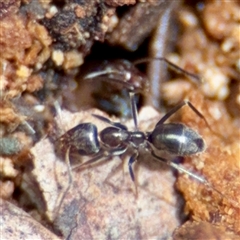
{"left": 84, "top": 69, "right": 136, "bottom": 92}
{"left": 21, "top": 120, "right": 36, "bottom": 135}
{"left": 84, "top": 69, "right": 129, "bottom": 79}
{"left": 133, "top": 57, "right": 203, "bottom": 83}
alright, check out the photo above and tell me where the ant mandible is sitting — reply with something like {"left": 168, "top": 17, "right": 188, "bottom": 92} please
{"left": 58, "top": 57, "right": 213, "bottom": 189}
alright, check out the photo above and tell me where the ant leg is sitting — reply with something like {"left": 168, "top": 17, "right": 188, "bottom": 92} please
{"left": 129, "top": 92, "right": 138, "bottom": 131}
{"left": 151, "top": 150, "right": 208, "bottom": 183}
{"left": 128, "top": 152, "right": 138, "bottom": 182}
{"left": 71, "top": 150, "right": 106, "bottom": 170}
{"left": 128, "top": 152, "right": 139, "bottom": 197}
{"left": 54, "top": 147, "right": 72, "bottom": 220}
{"left": 72, "top": 145, "right": 127, "bottom": 170}
{"left": 156, "top": 100, "right": 211, "bottom": 130}
{"left": 185, "top": 101, "right": 212, "bottom": 130}
{"left": 150, "top": 150, "right": 238, "bottom": 206}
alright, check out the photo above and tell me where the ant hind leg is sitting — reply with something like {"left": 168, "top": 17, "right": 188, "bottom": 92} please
{"left": 156, "top": 100, "right": 211, "bottom": 131}
{"left": 128, "top": 152, "right": 139, "bottom": 197}
{"left": 151, "top": 150, "right": 239, "bottom": 208}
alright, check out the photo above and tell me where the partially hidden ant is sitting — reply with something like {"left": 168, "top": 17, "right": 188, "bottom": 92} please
{"left": 84, "top": 57, "right": 202, "bottom": 126}
{"left": 84, "top": 58, "right": 202, "bottom": 95}
{"left": 85, "top": 59, "right": 149, "bottom": 118}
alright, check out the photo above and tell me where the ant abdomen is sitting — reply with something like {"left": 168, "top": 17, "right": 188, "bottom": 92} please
{"left": 148, "top": 123, "right": 205, "bottom": 156}
{"left": 58, "top": 123, "right": 100, "bottom": 156}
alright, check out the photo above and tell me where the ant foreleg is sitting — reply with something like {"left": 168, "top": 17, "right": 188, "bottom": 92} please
{"left": 54, "top": 147, "right": 72, "bottom": 220}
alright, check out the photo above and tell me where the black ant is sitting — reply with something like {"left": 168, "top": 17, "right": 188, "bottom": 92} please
{"left": 52, "top": 57, "right": 239, "bottom": 235}
{"left": 57, "top": 58, "right": 220, "bottom": 194}
{"left": 60, "top": 99, "right": 207, "bottom": 185}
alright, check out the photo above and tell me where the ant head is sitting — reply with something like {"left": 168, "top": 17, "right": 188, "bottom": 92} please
{"left": 84, "top": 59, "right": 149, "bottom": 94}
